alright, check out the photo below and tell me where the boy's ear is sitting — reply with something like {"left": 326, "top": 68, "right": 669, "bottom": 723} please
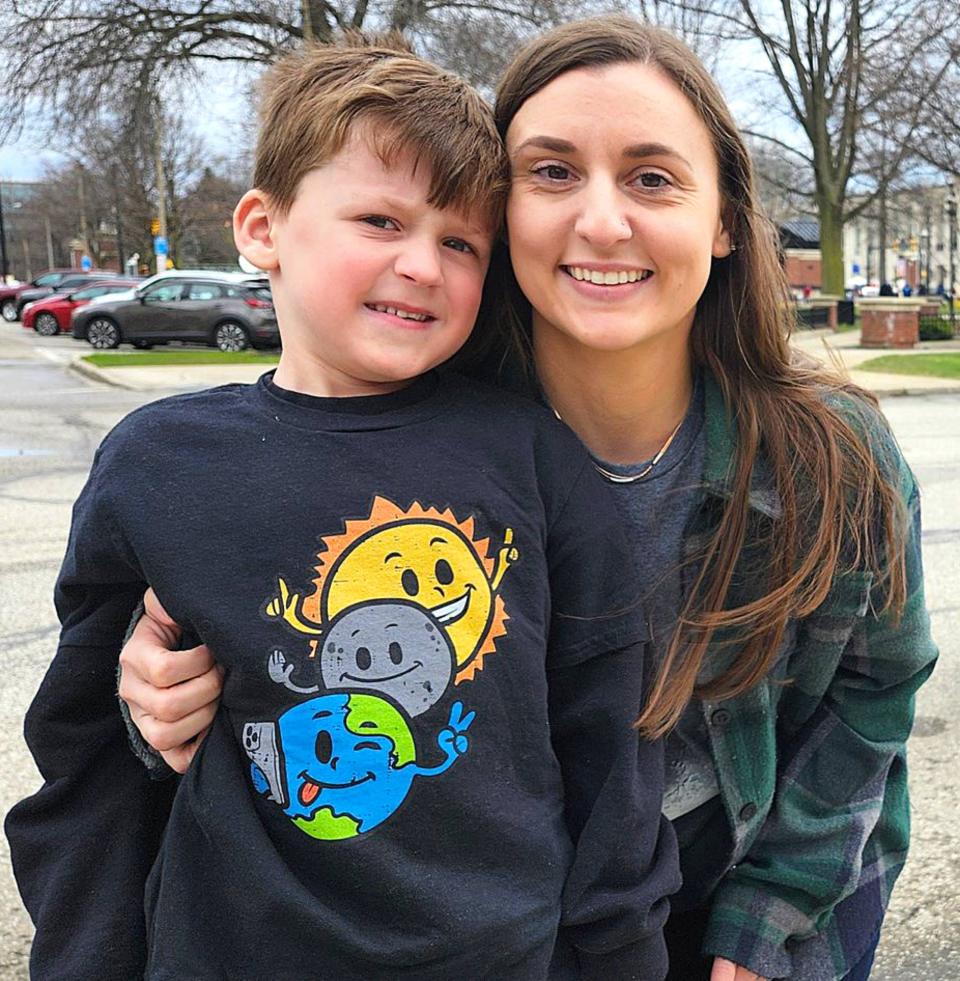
{"left": 234, "top": 189, "right": 280, "bottom": 271}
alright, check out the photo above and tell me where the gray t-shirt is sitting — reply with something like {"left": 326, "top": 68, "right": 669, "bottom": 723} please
{"left": 590, "top": 376, "right": 719, "bottom": 820}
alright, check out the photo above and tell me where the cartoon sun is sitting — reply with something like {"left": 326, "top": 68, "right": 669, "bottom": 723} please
{"left": 265, "top": 497, "right": 519, "bottom": 682}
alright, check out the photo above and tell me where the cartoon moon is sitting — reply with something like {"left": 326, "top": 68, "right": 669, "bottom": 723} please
{"left": 321, "top": 520, "right": 495, "bottom": 671}
{"left": 320, "top": 601, "right": 454, "bottom": 715}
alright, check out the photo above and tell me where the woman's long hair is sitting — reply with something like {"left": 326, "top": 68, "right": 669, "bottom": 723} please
{"left": 491, "top": 16, "right": 908, "bottom": 738}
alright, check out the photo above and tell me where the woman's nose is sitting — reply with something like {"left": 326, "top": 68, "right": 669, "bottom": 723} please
{"left": 574, "top": 181, "right": 633, "bottom": 249}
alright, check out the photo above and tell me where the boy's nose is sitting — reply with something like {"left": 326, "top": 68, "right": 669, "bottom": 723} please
{"left": 394, "top": 240, "right": 444, "bottom": 287}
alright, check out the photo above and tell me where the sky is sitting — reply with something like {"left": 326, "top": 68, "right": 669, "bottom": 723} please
{"left": 0, "top": 28, "right": 796, "bottom": 185}
{"left": 0, "top": 61, "right": 256, "bottom": 183}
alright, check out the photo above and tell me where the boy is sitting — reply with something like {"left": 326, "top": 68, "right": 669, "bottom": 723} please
{"left": 7, "top": 40, "right": 677, "bottom": 980}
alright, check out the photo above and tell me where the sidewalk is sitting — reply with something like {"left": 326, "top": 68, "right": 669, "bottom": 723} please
{"left": 789, "top": 328, "right": 960, "bottom": 396}
{"left": 70, "top": 329, "right": 960, "bottom": 397}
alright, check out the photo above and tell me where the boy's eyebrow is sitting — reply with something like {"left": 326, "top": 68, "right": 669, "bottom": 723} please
{"left": 512, "top": 135, "right": 692, "bottom": 170}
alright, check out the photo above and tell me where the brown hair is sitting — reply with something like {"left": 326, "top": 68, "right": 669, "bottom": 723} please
{"left": 253, "top": 33, "right": 508, "bottom": 225}
{"left": 493, "top": 16, "right": 908, "bottom": 737}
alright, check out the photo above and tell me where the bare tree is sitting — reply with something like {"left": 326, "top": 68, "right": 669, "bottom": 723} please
{"left": 0, "top": 0, "right": 566, "bottom": 140}
{"left": 683, "top": 0, "right": 960, "bottom": 294}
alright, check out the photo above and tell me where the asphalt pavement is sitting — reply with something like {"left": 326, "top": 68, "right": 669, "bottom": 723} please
{"left": 0, "top": 324, "right": 957, "bottom": 979}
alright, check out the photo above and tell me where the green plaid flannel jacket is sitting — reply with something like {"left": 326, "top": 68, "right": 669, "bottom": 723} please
{"left": 691, "top": 376, "right": 937, "bottom": 980}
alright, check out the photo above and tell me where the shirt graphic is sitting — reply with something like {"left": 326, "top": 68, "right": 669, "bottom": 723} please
{"left": 243, "top": 495, "right": 519, "bottom": 840}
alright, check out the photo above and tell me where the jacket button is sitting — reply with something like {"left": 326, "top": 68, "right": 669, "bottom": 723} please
{"left": 739, "top": 802, "right": 757, "bottom": 821}
{"left": 711, "top": 708, "right": 731, "bottom": 726}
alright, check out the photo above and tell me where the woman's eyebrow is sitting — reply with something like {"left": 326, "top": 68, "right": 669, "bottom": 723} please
{"left": 512, "top": 135, "right": 693, "bottom": 171}
{"left": 624, "top": 142, "right": 693, "bottom": 169}
{"left": 512, "top": 135, "right": 576, "bottom": 155}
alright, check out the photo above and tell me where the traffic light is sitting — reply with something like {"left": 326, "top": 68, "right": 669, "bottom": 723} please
{"left": 151, "top": 218, "right": 160, "bottom": 235}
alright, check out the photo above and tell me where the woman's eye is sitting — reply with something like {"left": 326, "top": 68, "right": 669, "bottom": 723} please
{"left": 634, "top": 172, "right": 670, "bottom": 190}
{"left": 362, "top": 215, "right": 399, "bottom": 230}
{"left": 533, "top": 163, "right": 572, "bottom": 181}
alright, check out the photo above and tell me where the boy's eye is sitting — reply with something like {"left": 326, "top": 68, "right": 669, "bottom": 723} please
{"left": 532, "top": 163, "right": 573, "bottom": 181}
{"left": 443, "top": 238, "right": 475, "bottom": 255}
{"left": 361, "top": 215, "right": 399, "bottom": 230}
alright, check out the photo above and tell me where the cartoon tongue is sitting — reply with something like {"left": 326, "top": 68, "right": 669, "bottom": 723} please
{"left": 299, "top": 778, "right": 321, "bottom": 806}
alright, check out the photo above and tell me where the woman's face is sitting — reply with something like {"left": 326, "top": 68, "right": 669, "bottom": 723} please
{"left": 505, "top": 61, "right": 731, "bottom": 356}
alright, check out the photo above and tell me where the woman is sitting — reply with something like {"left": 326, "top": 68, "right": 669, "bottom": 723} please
{"left": 119, "top": 17, "right": 936, "bottom": 980}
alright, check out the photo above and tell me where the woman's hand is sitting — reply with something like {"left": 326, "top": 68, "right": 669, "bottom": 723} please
{"left": 710, "top": 957, "right": 767, "bottom": 981}
{"left": 118, "top": 588, "right": 224, "bottom": 773}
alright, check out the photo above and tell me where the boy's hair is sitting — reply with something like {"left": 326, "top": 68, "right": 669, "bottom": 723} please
{"left": 253, "top": 34, "right": 508, "bottom": 225}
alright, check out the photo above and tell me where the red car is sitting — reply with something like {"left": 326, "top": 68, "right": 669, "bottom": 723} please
{"left": 23, "top": 279, "right": 143, "bottom": 335}
{"left": 0, "top": 269, "right": 90, "bottom": 322}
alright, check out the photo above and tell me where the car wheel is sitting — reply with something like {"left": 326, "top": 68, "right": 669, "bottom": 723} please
{"left": 34, "top": 313, "right": 60, "bottom": 336}
{"left": 87, "top": 317, "right": 121, "bottom": 349}
{"left": 1, "top": 299, "right": 18, "bottom": 322}
{"left": 214, "top": 321, "right": 249, "bottom": 352}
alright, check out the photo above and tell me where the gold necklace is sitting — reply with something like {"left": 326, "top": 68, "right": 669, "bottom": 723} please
{"left": 550, "top": 407, "right": 685, "bottom": 484}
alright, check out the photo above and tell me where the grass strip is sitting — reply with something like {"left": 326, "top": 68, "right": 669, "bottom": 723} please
{"left": 83, "top": 350, "right": 280, "bottom": 367}
{"left": 857, "top": 353, "right": 960, "bottom": 379}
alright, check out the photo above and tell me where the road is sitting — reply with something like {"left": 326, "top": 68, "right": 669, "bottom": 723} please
{"left": 0, "top": 326, "right": 957, "bottom": 979}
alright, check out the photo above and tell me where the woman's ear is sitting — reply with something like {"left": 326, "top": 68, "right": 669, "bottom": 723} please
{"left": 712, "top": 206, "right": 734, "bottom": 258}
{"left": 234, "top": 189, "right": 280, "bottom": 271}
{"left": 712, "top": 215, "right": 733, "bottom": 259}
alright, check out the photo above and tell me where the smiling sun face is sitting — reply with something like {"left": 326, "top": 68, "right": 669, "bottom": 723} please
{"left": 301, "top": 498, "right": 510, "bottom": 682}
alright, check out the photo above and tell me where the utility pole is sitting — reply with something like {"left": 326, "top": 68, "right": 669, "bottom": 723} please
{"left": 155, "top": 109, "right": 168, "bottom": 274}
{"left": 0, "top": 180, "right": 8, "bottom": 281}
{"left": 44, "top": 216, "right": 54, "bottom": 269}
{"left": 77, "top": 166, "right": 90, "bottom": 263}
{"left": 947, "top": 180, "right": 957, "bottom": 333}
{"left": 111, "top": 166, "right": 126, "bottom": 273}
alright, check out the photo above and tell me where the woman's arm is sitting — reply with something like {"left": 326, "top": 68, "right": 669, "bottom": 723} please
{"left": 703, "top": 476, "right": 937, "bottom": 979}
{"left": 118, "top": 588, "right": 223, "bottom": 774}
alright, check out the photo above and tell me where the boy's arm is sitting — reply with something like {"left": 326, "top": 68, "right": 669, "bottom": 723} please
{"left": 543, "top": 458, "right": 680, "bottom": 981}
{"left": 4, "top": 446, "right": 177, "bottom": 981}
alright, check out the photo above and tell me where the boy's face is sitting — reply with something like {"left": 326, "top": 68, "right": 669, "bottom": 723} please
{"left": 254, "top": 132, "right": 494, "bottom": 397}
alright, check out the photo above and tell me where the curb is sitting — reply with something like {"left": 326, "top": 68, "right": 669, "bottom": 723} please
{"left": 875, "top": 384, "right": 960, "bottom": 398}
{"left": 69, "top": 357, "right": 138, "bottom": 391}
{"left": 65, "top": 354, "right": 960, "bottom": 400}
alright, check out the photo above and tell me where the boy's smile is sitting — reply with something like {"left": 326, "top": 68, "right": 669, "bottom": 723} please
{"left": 237, "top": 130, "right": 494, "bottom": 398}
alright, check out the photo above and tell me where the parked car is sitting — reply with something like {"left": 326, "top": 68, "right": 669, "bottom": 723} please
{"left": 71, "top": 272, "right": 278, "bottom": 351}
{"left": 22, "top": 279, "right": 144, "bottom": 335}
{"left": 0, "top": 269, "right": 117, "bottom": 322}
{"left": 14, "top": 271, "right": 123, "bottom": 321}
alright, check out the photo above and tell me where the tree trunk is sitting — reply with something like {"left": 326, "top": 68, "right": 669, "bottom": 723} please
{"left": 818, "top": 197, "right": 845, "bottom": 296}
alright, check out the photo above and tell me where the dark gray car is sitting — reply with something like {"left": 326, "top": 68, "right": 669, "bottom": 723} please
{"left": 72, "top": 275, "right": 278, "bottom": 351}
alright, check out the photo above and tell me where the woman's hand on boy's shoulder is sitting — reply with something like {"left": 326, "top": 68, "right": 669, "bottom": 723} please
{"left": 711, "top": 957, "right": 767, "bottom": 981}
{"left": 118, "top": 588, "right": 224, "bottom": 773}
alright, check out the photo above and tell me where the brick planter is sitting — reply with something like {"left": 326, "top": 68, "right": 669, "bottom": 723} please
{"left": 857, "top": 298, "right": 925, "bottom": 349}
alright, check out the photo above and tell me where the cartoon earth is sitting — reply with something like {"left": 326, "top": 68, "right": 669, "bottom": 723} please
{"left": 247, "top": 693, "right": 474, "bottom": 841}
{"left": 321, "top": 519, "right": 496, "bottom": 671}
{"left": 320, "top": 600, "right": 454, "bottom": 716}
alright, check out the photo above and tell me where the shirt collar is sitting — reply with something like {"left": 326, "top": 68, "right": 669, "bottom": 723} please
{"left": 702, "top": 372, "right": 782, "bottom": 519}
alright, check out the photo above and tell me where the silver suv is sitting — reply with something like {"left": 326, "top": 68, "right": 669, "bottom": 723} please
{"left": 71, "top": 272, "right": 278, "bottom": 351}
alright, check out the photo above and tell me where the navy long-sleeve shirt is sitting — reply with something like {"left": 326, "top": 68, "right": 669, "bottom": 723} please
{"left": 7, "top": 370, "right": 679, "bottom": 981}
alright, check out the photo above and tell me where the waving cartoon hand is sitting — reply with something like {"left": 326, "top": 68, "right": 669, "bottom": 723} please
{"left": 437, "top": 701, "right": 476, "bottom": 760}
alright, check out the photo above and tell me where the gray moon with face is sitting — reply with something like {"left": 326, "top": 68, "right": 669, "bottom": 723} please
{"left": 321, "top": 601, "right": 454, "bottom": 716}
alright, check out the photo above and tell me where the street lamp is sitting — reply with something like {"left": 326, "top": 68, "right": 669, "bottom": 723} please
{"left": 947, "top": 180, "right": 958, "bottom": 332}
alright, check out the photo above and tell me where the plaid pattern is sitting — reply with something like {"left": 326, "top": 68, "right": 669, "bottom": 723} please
{"left": 689, "top": 377, "right": 937, "bottom": 979}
